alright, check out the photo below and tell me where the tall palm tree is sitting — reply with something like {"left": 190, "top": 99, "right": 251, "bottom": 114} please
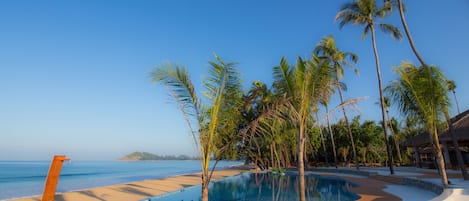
{"left": 151, "top": 55, "right": 242, "bottom": 201}
{"left": 315, "top": 35, "right": 360, "bottom": 169}
{"left": 336, "top": 0, "right": 402, "bottom": 174}
{"left": 386, "top": 63, "right": 450, "bottom": 187}
{"left": 446, "top": 80, "right": 460, "bottom": 114}
{"left": 393, "top": 0, "right": 426, "bottom": 66}
{"left": 389, "top": 0, "right": 467, "bottom": 179}
{"left": 273, "top": 56, "right": 332, "bottom": 201}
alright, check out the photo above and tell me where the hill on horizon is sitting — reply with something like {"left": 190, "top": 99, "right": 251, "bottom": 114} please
{"left": 118, "top": 151, "right": 198, "bottom": 161}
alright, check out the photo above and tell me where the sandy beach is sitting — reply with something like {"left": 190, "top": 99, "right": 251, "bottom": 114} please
{"left": 9, "top": 166, "right": 415, "bottom": 201}
{"left": 12, "top": 168, "right": 242, "bottom": 201}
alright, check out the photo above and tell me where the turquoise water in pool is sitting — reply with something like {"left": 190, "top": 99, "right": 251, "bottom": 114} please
{"left": 144, "top": 172, "right": 360, "bottom": 201}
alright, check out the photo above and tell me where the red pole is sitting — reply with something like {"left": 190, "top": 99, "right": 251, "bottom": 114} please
{"left": 42, "top": 155, "right": 70, "bottom": 201}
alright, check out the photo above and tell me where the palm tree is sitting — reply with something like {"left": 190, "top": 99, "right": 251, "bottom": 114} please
{"left": 385, "top": 63, "right": 450, "bottom": 187}
{"left": 390, "top": 0, "right": 468, "bottom": 179}
{"left": 389, "top": 0, "right": 467, "bottom": 179}
{"left": 446, "top": 80, "right": 460, "bottom": 114}
{"left": 151, "top": 55, "right": 242, "bottom": 201}
{"left": 336, "top": 0, "right": 402, "bottom": 174}
{"left": 393, "top": 0, "right": 426, "bottom": 66}
{"left": 315, "top": 35, "right": 360, "bottom": 169}
{"left": 273, "top": 56, "right": 332, "bottom": 201}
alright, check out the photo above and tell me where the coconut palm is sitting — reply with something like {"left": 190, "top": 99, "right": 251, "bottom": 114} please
{"left": 393, "top": 0, "right": 426, "bottom": 66}
{"left": 446, "top": 80, "right": 460, "bottom": 114}
{"left": 385, "top": 63, "right": 450, "bottom": 187}
{"left": 273, "top": 56, "right": 332, "bottom": 201}
{"left": 315, "top": 35, "right": 360, "bottom": 169}
{"left": 336, "top": 0, "right": 402, "bottom": 174}
{"left": 390, "top": 0, "right": 467, "bottom": 179}
{"left": 151, "top": 55, "right": 242, "bottom": 201}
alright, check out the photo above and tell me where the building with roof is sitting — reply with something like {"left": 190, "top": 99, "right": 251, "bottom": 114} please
{"left": 402, "top": 110, "right": 469, "bottom": 168}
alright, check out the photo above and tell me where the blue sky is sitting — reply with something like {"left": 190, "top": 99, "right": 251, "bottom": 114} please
{"left": 0, "top": 0, "right": 468, "bottom": 160}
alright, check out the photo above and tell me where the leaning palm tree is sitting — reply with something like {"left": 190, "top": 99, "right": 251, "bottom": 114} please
{"left": 446, "top": 80, "right": 460, "bottom": 114}
{"left": 385, "top": 63, "right": 450, "bottom": 187}
{"left": 394, "top": 0, "right": 426, "bottom": 66}
{"left": 336, "top": 0, "right": 402, "bottom": 174}
{"left": 389, "top": 0, "right": 467, "bottom": 179}
{"left": 315, "top": 35, "right": 360, "bottom": 170}
{"left": 151, "top": 55, "right": 242, "bottom": 201}
{"left": 273, "top": 56, "right": 332, "bottom": 201}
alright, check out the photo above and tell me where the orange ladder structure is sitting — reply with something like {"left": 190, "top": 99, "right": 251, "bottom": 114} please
{"left": 42, "top": 155, "right": 70, "bottom": 201}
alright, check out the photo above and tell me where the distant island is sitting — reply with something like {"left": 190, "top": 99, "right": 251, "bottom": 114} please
{"left": 118, "top": 151, "right": 198, "bottom": 161}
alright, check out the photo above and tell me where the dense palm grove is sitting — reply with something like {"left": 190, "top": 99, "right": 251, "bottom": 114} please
{"left": 152, "top": 0, "right": 464, "bottom": 200}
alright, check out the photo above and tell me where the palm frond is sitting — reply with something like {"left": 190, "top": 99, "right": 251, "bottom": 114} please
{"left": 150, "top": 63, "right": 200, "bottom": 120}
{"left": 376, "top": 1, "right": 393, "bottom": 18}
{"left": 361, "top": 24, "right": 371, "bottom": 40}
{"left": 378, "top": 23, "right": 403, "bottom": 40}
{"left": 273, "top": 57, "right": 294, "bottom": 96}
{"left": 385, "top": 62, "right": 450, "bottom": 130}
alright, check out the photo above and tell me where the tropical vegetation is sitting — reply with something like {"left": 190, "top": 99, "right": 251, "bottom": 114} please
{"left": 150, "top": 0, "right": 464, "bottom": 199}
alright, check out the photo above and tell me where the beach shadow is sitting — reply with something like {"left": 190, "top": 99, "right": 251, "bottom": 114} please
{"left": 126, "top": 183, "right": 155, "bottom": 190}
{"left": 53, "top": 194, "right": 66, "bottom": 201}
{"left": 78, "top": 190, "right": 106, "bottom": 201}
{"left": 117, "top": 187, "right": 154, "bottom": 197}
{"left": 185, "top": 174, "right": 200, "bottom": 178}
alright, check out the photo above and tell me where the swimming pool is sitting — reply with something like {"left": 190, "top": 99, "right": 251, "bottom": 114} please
{"left": 142, "top": 172, "right": 360, "bottom": 201}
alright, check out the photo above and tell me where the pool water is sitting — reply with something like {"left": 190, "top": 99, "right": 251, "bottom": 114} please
{"left": 143, "top": 172, "right": 360, "bottom": 201}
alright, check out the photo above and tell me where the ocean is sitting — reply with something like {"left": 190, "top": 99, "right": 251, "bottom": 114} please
{"left": 0, "top": 160, "right": 242, "bottom": 200}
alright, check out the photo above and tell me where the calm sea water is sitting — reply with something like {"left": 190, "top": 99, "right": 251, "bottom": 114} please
{"left": 0, "top": 160, "right": 242, "bottom": 200}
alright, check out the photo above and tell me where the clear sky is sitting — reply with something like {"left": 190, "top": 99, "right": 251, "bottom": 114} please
{"left": 0, "top": 0, "right": 468, "bottom": 161}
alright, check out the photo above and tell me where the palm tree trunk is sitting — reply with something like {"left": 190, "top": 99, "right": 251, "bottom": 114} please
{"left": 398, "top": 0, "right": 426, "bottom": 67}
{"left": 336, "top": 76, "right": 359, "bottom": 170}
{"left": 431, "top": 128, "right": 449, "bottom": 187}
{"left": 316, "top": 113, "right": 329, "bottom": 165}
{"left": 201, "top": 172, "right": 209, "bottom": 201}
{"left": 273, "top": 143, "right": 281, "bottom": 168}
{"left": 387, "top": 110, "right": 402, "bottom": 163}
{"left": 270, "top": 144, "right": 275, "bottom": 169}
{"left": 445, "top": 113, "right": 468, "bottom": 180}
{"left": 370, "top": 24, "right": 395, "bottom": 174}
{"left": 326, "top": 105, "right": 339, "bottom": 168}
{"left": 298, "top": 123, "right": 306, "bottom": 201}
{"left": 453, "top": 91, "right": 461, "bottom": 114}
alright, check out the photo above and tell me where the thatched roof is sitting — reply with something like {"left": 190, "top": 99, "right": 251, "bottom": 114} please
{"left": 401, "top": 109, "right": 469, "bottom": 147}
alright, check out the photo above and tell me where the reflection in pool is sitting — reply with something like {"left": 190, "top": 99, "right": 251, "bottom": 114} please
{"left": 143, "top": 172, "right": 360, "bottom": 201}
